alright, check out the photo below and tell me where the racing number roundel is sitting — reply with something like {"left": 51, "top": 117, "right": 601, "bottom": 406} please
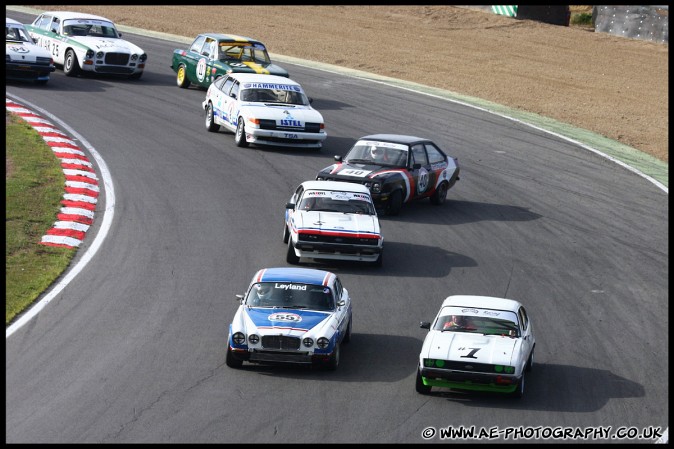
{"left": 268, "top": 312, "right": 302, "bottom": 323}
{"left": 196, "top": 57, "right": 207, "bottom": 82}
{"left": 417, "top": 167, "right": 429, "bottom": 193}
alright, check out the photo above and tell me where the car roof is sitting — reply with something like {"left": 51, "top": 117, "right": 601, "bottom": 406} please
{"left": 6, "top": 17, "right": 22, "bottom": 25}
{"left": 40, "top": 11, "right": 113, "bottom": 22}
{"left": 359, "top": 134, "right": 430, "bottom": 145}
{"left": 229, "top": 72, "right": 299, "bottom": 86}
{"left": 301, "top": 180, "right": 371, "bottom": 195}
{"left": 441, "top": 295, "right": 523, "bottom": 313}
{"left": 199, "top": 33, "right": 265, "bottom": 46}
{"left": 252, "top": 267, "right": 337, "bottom": 287}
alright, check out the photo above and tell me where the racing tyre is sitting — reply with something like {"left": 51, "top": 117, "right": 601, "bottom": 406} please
{"left": 63, "top": 49, "right": 80, "bottom": 77}
{"left": 430, "top": 181, "right": 448, "bottom": 205}
{"left": 205, "top": 102, "right": 220, "bottom": 132}
{"left": 386, "top": 190, "right": 403, "bottom": 216}
{"left": 286, "top": 239, "right": 300, "bottom": 264}
{"left": 235, "top": 117, "right": 249, "bottom": 147}
{"left": 324, "top": 343, "right": 340, "bottom": 371}
{"left": 282, "top": 223, "right": 290, "bottom": 244}
{"left": 525, "top": 347, "right": 534, "bottom": 372}
{"left": 416, "top": 367, "right": 432, "bottom": 394}
{"left": 176, "top": 64, "right": 191, "bottom": 88}
{"left": 512, "top": 373, "right": 525, "bottom": 399}
{"left": 226, "top": 346, "right": 243, "bottom": 368}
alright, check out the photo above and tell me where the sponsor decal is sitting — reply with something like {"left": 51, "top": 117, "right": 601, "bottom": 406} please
{"left": 273, "top": 283, "right": 307, "bottom": 291}
{"left": 243, "top": 82, "right": 301, "bottom": 92}
{"left": 268, "top": 312, "right": 302, "bottom": 323}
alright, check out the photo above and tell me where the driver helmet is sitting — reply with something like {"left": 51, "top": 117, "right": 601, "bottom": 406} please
{"left": 370, "top": 145, "right": 384, "bottom": 160}
{"left": 256, "top": 284, "right": 273, "bottom": 302}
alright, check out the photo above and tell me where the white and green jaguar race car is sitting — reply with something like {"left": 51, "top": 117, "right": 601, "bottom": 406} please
{"left": 26, "top": 11, "right": 146, "bottom": 79}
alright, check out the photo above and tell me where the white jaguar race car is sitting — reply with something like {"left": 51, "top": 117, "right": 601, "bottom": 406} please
{"left": 284, "top": 180, "right": 383, "bottom": 266}
{"left": 203, "top": 72, "right": 327, "bottom": 148}
{"left": 417, "top": 295, "right": 535, "bottom": 398}
{"left": 227, "top": 267, "right": 353, "bottom": 371}
{"left": 25, "top": 11, "right": 146, "bottom": 79}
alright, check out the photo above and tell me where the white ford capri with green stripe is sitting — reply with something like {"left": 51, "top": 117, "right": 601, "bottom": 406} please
{"left": 26, "top": 11, "right": 146, "bottom": 79}
{"left": 417, "top": 295, "right": 535, "bottom": 398}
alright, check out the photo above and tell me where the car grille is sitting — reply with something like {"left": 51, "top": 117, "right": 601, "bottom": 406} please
{"left": 259, "top": 119, "right": 323, "bottom": 133}
{"left": 261, "top": 335, "right": 301, "bottom": 350}
{"left": 298, "top": 234, "right": 379, "bottom": 246}
{"left": 104, "top": 53, "right": 130, "bottom": 65}
{"left": 426, "top": 359, "right": 499, "bottom": 373}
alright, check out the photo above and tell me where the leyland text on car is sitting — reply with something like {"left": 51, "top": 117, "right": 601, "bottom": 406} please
{"left": 227, "top": 267, "right": 353, "bottom": 371}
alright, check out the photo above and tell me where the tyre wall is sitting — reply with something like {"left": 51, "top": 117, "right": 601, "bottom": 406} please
{"left": 593, "top": 5, "right": 669, "bottom": 44}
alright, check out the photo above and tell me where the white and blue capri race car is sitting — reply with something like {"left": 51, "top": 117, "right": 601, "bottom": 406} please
{"left": 227, "top": 267, "right": 352, "bottom": 370}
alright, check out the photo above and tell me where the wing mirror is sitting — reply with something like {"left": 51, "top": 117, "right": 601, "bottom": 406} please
{"left": 334, "top": 155, "right": 343, "bottom": 162}
{"left": 420, "top": 321, "right": 431, "bottom": 330}
{"left": 236, "top": 294, "right": 244, "bottom": 303}
{"left": 285, "top": 202, "right": 295, "bottom": 210}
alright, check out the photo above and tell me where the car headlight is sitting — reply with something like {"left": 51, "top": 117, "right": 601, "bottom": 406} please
{"left": 302, "top": 337, "right": 314, "bottom": 347}
{"left": 96, "top": 51, "right": 104, "bottom": 59}
{"left": 131, "top": 54, "right": 138, "bottom": 61}
{"left": 371, "top": 182, "right": 382, "bottom": 193}
{"left": 232, "top": 332, "right": 246, "bottom": 345}
{"left": 316, "top": 176, "right": 325, "bottom": 181}
{"left": 248, "top": 334, "right": 259, "bottom": 344}
{"left": 86, "top": 50, "right": 95, "bottom": 59}
{"left": 316, "top": 337, "right": 330, "bottom": 349}
{"left": 140, "top": 54, "right": 147, "bottom": 62}
{"left": 494, "top": 365, "right": 515, "bottom": 374}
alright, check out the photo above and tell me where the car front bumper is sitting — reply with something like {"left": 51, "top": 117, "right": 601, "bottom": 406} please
{"left": 292, "top": 240, "right": 382, "bottom": 262}
{"left": 420, "top": 366, "right": 520, "bottom": 393}
{"left": 246, "top": 129, "right": 327, "bottom": 148}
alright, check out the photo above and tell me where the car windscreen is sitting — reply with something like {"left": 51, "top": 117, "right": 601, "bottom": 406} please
{"left": 240, "top": 84, "right": 308, "bottom": 105}
{"left": 299, "top": 190, "right": 376, "bottom": 215}
{"left": 63, "top": 19, "right": 118, "bottom": 38}
{"left": 246, "top": 282, "right": 334, "bottom": 311}
{"left": 345, "top": 140, "right": 409, "bottom": 167}
{"left": 434, "top": 306, "right": 520, "bottom": 336}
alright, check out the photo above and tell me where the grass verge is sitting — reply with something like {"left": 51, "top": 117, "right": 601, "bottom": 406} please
{"left": 5, "top": 111, "right": 75, "bottom": 325}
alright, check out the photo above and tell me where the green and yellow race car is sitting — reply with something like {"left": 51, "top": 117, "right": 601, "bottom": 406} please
{"left": 171, "top": 33, "right": 288, "bottom": 89}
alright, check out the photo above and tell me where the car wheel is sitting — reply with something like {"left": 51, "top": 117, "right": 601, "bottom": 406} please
{"left": 282, "top": 223, "right": 290, "bottom": 244}
{"left": 324, "top": 343, "right": 340, "bottom": 370}
{"left": 226, "top": 346, "right": 243, "bottom": 368}
{"left": 234, "top": 117, "right": 249, "bottom": 147}
{"left": 512, "top": 373, "right": 525, "bottom": 399}
{"left": 286, "top": 239, "right": 300, "bottom": 264}
{"left": 430, "top": 181, "right": 448, "bottom": 205}
{"left": 416, "top": 367, "right": 432, "bottom": 394}
{"left": 386, "top": 190, "right": 403, "bottom": 216}
{"left": 205, "top": 102, "right": 220, "bottom": 132}
{"left": 342, "top": 316, "right": 352, "bottom": 344}
{"left": 63, "top": 49, "right": 80, "bottom": 77}
{"left": 525, "top": 347, "right": 534, "bottom": 372}
{"left": 176, "top": 64, "right": 191, "bottom": 88}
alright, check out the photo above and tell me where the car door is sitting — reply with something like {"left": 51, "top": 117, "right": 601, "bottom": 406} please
{"left": 409, "top": 143, "right": 432, "bottom": 200}
{"left": 332, "top": 277, "right": 349, "bottom": 337}
{"left": 211, "top": 76, "right": 236, "bottom": 129}
{"left": 29, "top": 14, "right": 63, "bottom": 64}
{"left": 184, "top": 35, "right": 206, "bottom": 85}
{"left": 425, "top": 142, "right": 451, "bottom": 195}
